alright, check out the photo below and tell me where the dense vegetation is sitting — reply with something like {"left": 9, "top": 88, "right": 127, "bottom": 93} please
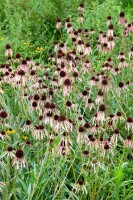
{"left": 0, "top": 0, "right": 133, "bottom": 199}
{"left": 0, "top": 0, "right": 133, "bottom": 62}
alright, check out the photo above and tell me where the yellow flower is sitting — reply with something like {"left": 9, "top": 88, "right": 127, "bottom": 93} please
{"left": 12, "top": 130, "right": 16, "bottom": 133}
{"left": 36, "top": 47, "right": 43, "bottom": 51}
{"left": 6, "top": 130, "right": 16, "bottom": 134}
{"left": 23, "top": 42, "right": 28, "bottom": 45}
{"left": 22, "top": 135, "right": 28, "bottom": 140}
{"left": 6, "top": 130, "right": 11, "bottom": 134}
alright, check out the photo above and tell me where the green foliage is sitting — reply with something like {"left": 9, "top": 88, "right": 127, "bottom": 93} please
{"left": 0, "top": 0, "right": 132, "bottom": 63}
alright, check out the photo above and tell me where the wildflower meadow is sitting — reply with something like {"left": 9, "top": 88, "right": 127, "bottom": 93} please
{"left": 0, "top": 0, "right": 133, "bottom": 200}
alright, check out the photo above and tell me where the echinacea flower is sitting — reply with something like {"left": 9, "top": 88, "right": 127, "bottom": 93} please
{"left": 129, "top": 47, "right": 133, "bottom": 58}
{"left": 32, "top": 125, "right": 46, "bottom": 140}
{"left": 107, "top": 24, "right": 114, "bottom": 37}
{"left": 111, "top": 128, "right": 123, "bottom": 146}
{"left": 78, "top": 3, "right": 84, "bottom": 12}
{"left": 118, "top": 12, "right": 127, "bottom": 25}
{"left": 101, "top": 143, "right": 113, "bottom": 158}
{"left": 90, "top": 159, "right": 105, "bottom": 173}
{"left": 107, "top": 16, "right": 112, "bottom": 26}
{"left": 96, "top": 90, "right": 104, "bottom": 104}
{"left": 63, "top": 78, "right": 72, "bottom": 96}
{"left": 73, "top": 180, "right": 87, "bottom": 194}
{"left": 13, "top": 149, "right": 26, "bottom": 169}
{"left": 56, "top": 18, "right": 62, "bottom": 29}
{"left": 0, "top": 131, "right": 9, "bottom": 140}
{"left": 5, "top": 44, "right": 13, "bottom": 57}
{"left": 1, "top": 146, "right": 15, "bottom": 159}
{"left": 77, "top": 126, "right": 85, "bottom": 144}
{"left": 96, "top": 104, "right": 106, "bottom": 124}
{"left": 123, "top": 135, "right": 133, "bottom": 148}
{"left": 125, "top": 117, "right": 133, "bottom": 131}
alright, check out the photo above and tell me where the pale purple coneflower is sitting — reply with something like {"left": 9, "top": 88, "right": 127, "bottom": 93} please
{"left": 63, "top": 78, "right": 71, "bottom": 96}
{"left": 101, "top": 78, "right": 110, "bottom": 91}
{"left": 56, "top": 18, "right": 62, "bottom": 29}
{"left": 100, "top": 34, "right": 108, "bottom": 44}
{"left": 107, "top": 16, "right": 112, "bottom": 26}
{"left": 96, "top": 104, "right": 106, "bottom": 124}
{"left": 84, "top": 43, "right": 92, "bottom": 55}
{"left": 107, "top": 24, "right": 114, "bottom": 37}
{"left": 15, "top": 70, "right": 26, "bottom": 86}
{"left": 78, "top": 3, "right": 84, "bottom": 12}
{"left": 65, "top": 18, "right": 70, "bottom": 29}
{"left": 113, "top": 112, "right": 125, "bottom": 124}
{"left": 111, "top": 128, "right": 123, "bottom": 146}
{"left": 1, "top": 146, "right": 15, "bottom": 159}
{"left": 54, "top": 41, "right": 58, "bottom": 52}
{"left": 101, "top": 143, "right": 113, "bottom": 158}
{"left": 5, "top": 44, "right": 13, "bottom": 57}
{"left": 123, "top": 135, "right": 133, "bottom": 148}
{"left": 13, "top": 149, "right": 26, "bottom": 169}
{"left": 96, "top": 90, "right": 104, "bottom": 104}
{"left": 78, "top": 14, "right": 84, "bottom": 24}
{"left": 117, "top": 52, "right": 125, "bottom": 59}
{"left": 118, "top": 12, "right": 127, "bottom": 25}
{"left": 73, "top": 180, "right": 87, "bottom": 194}
{"left": 129, "top": 47, "right": 133, "bottom": 58}
{"left": 44, "top": 112, "right": 54, "bottom": 127}
{"left": 108, "top": 36, "right": 115, "bottom": 50}
{"left": 22, "top": 120, "right": 33, "bottom": 132}
{"left": 77, "top": 126, "right": 85, "bottom": 144}
{"left": 77, "top": 40, "right": 84, "bottom": 53}
{"left": 112, "top": 67, "right": 120, "bottom": 76}
{"left": 118, "top": 58, "right": 128, "bottom": 69}
{"left": 88, "top": 135, "right": 98, "bottom": 150}
{"left": 88, "top": 98, "right": 94, "bottom": 111}
{"left": 67, "top": 23, "right": 73, "bottom": 34}
{"left": 32, "top": 125, "right": 46, "bottom": 140}
{"left": 90, "top": 159, "right": 105, "bottom": 173}
{"left": 125, "top": 117, "right": 133, "bottom": 131}
{"left": 102, "top": 43, "right": 109, "bottom": 54}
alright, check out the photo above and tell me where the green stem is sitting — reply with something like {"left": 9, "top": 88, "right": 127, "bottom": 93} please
{"left": 13, "top": 166, "right": 17, "bottom": 200}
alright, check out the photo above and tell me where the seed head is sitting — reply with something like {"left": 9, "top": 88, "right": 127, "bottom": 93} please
{"left": 78, "top": 180, "right": 84, "bottom": 185}
{"left": 66, "top": 101, "right": 72, "bottom": 107}
{"left": 26, "top": 120, "right": 31, "bottom": 125}
{"left": 108, "top": 24, "right": 114, "bottom": 29}
{"left": 34, "top": 94, "right": 40, "bottom": 101}
{"left": 99, "top": 104, "right": 106, "bottom": 112}
{"left": 18, "top": 70, "right": 25, "bottom": 76}
{"left": 104, "top": 144, "right": 110, "bottom": 150}
{"left": 21, "top": 60, "right": 27, "bottom": 65}
{"left": 120, "top": 12, "right": 125, "bottom": 17}
{"left": 107, "top": 16, "right": 112, "bottom": 20}
{"left": 127, "top": 117, "right": 132, "bottom": 123}
{"left": 118, "top": 82, "right": 124, "bottom": 88}
{"left": 59, "top": 115, "right": 66, "bottom": 122}
{"left": 64, "top": 78, "right": 71, "bottom": 86}
{"left": 0, "top": 111, "right": 8, "bottom": 118}
{"left": 6, "top": 44, "right": 11, "bottom": 49}
{"left": 79, "top": 126, "right": 84, "bottom": 132}
{"left": 7, "top": 146, "right": 13, "bottom": 152}
{"left": 15, "top": 149, "right": 24, "bottom": 159}
{"left": 32, "top": 101, "right": 38, "bottom": 108}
